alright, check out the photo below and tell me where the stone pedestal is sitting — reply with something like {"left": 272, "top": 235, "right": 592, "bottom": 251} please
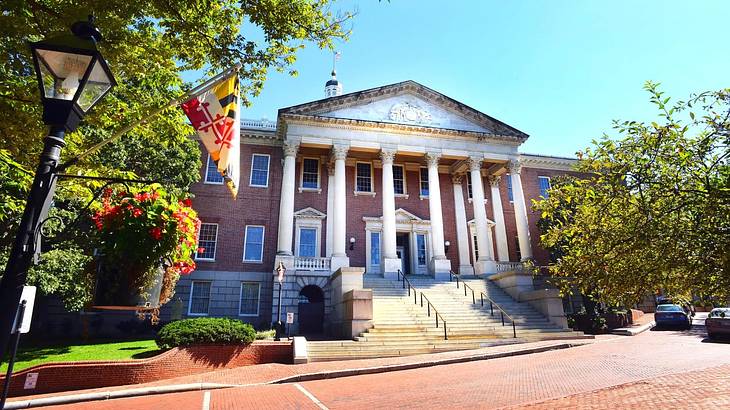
{"left": 342, "top": 289, "right": 373, "bottom": 339}
{"left": 330, "top": 255, "right": 350, "bottom": 273}
{"left": 329, "top": 267, "right": 370, "bottom": 339}
{"left": 474, "top": 260, "right": 497, "bottom": 276}
{"left": 458, "top": 264, "right": 475, "bottom": 275}
{"left": 430, "top": 258, "right": 452, "bottom": 281}
{"left": 489, "top": 269, "right": 534, "bottom": 300}
{"left": 382, "top": 257, "right": 401, "bottom": 280}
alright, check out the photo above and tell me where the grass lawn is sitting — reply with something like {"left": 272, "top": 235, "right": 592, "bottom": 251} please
{"left": 0, "top": 339, "right": 161, "bottom": 373}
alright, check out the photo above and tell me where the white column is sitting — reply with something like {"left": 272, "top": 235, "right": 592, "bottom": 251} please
{"left": 380, "top": 148, "right": 400, "bottom": 278}
{"left": 509, "top": 159, "right": 533, "bottom": 260}
{"left": 330, "top": 145, "right": 350, "bottom": 271}
{"left": 452, "top": 174, "right": 474, "bottom": 275}
{"left": 325, "top": 163, "right": 334, "bottom": 257}
{"left": 488, "top": 175, "right": 510, "bottom": 262}
{"left": 276, "top": 141, "right": 299, "bottom": 255}
{"left": 425, "top": 153, "right": 451, "bottom": 280}
{"left": 468, "top": 157, "right": 496, "bottom": 275}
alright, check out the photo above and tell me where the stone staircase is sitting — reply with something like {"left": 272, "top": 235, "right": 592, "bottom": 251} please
{"left": 408, "top": 276, "right": 585, "bottom": 341}
{"left": 307, "top": 275, "right": 587, "bottom": 362}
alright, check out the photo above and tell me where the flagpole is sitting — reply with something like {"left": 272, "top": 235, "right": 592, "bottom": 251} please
{"left": 58, "top": 63, "right": 242, "bottom": 172}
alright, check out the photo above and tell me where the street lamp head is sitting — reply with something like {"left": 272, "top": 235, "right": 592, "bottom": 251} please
{"left": 29, "top": 16, "right": 116, "bottom": 132}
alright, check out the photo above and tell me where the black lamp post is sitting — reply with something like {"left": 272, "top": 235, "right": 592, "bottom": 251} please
{"left": 0, "top": 17, "right": 116, "bottom": 364}
{"left": 275, "top": 261, "right": 286, "bottom": 341}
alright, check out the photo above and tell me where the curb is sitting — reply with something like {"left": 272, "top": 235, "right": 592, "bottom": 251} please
{"left": 4, "top": 383, "right": 235, "bottom": 410}
{"left": 611, "top": 321, "right": 656, "bottom": 336}
{"left": 5, "top": 341, "right": 589, "bottom": 409}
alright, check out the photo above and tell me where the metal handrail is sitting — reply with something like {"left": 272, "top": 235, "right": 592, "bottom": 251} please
{"left": 449, "top": 271, "right": 517, "bottom": 338}
{"left": 397, "top": 270, "right": 448, "bottom": 340}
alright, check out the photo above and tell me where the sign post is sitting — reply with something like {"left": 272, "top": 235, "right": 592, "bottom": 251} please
{"left": 1, "top": 286, "right": 37, "bottom": 408}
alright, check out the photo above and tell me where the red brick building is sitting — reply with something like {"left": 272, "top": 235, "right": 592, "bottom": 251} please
{"left": 171, "top": 78, "right": 578, "bottom": 333}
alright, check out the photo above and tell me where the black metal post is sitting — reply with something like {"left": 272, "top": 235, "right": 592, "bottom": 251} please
{"left": 1, "top": 301, "right": 27, "bottom": 409}
{"left": 0, "top": 127, "right": 65, "bottom": 364}
{"left": 275, "top": 281, "right": 283, "bottom": 340}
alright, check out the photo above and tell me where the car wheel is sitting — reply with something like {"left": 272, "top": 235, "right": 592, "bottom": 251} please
{"left": 707, "top": 332, "right": 714, "bottom": 340}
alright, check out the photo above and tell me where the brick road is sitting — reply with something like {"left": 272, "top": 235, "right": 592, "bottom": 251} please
{"left": 40, "top": 326, "right": 730, "bottom": 409}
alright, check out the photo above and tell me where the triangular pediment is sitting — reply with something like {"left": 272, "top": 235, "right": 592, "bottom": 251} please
{"left": 395, "top": 208, "right": 422, "bottom": 223}
{"left": 294, "top": 207, "right": 326, "bottom": 219}
{"left": 279, "top": 81, "right": 528, "bottom": 140}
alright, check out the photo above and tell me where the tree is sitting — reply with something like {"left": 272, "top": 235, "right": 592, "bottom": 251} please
{"left": 0, "top": 0, "right": 354, "bottom": 309}
{"left": 534, "top": 82, "right": 730, "bottom": 307}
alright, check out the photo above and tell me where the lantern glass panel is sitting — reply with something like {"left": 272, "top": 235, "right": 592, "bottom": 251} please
{"left": 36, "top": 49, "right": 92, "bottom": 101}
{"left": 77, "top": 58, "right": 113, "bottom": 112}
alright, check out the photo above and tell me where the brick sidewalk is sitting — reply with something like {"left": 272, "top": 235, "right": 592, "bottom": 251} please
{"left": 513, "top": 362, "right": 730, "bottom": 409}
{"left": 7, "top": 338, "right": 593, "bottom": 404}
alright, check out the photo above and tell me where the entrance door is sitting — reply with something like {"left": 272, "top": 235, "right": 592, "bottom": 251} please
{"left": 395, "top": 233, "right": 411, "bottom": 275}
{"left": 298, "top": 285, "right": 324, "bottom": 334}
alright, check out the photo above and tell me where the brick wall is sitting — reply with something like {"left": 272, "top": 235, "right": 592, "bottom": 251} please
{"left": 0, "top": 341, "right": 292, "bottom": 398}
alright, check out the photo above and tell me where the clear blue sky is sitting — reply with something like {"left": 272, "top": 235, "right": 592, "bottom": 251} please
{"left": 239, "top": 0, "right": 730, "bottom": 157}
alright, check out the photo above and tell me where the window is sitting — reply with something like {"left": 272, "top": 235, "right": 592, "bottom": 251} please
{"left": 371, "top": 232, "right": 381, "bottom": 266}
{"left": 393, "top": 165, "right": 405, "bottom": 195}
{"left": 239, "top": 282, "right": 260, "bottom": 316}
{"left": 416, "top": 234, "right": 427, "bottom": 265}
{"left": 298, "top": 228, "right": 317, "bottom": 257}
{"left": 250, "top": 154, "right": 270, "bottom": 187}
{"left": 538, "top": 176, "right": 551, "bottom": 198}
{"left": 419, "top": 168, "right": 429, "bottom": 196}
{"left": 472, "top": 234, "right": 479, "bottom": 260}
{"left": 514, "top": 237, "right": 521, "bottom": 261}
{"left": 204, "top": 155, "right": 224, "bottom": 184}
{"left": 243, "top": 226, "right": 265, "bottom": 262}
{"left": 188, "top": 281, "right": 211, "bottom": 315}
{"left": 301, "top": 158, "right": 320, "bottom": 189}
{"left": 195, "top": 223, "right": 218, "bottom": 260}
{"left": 506, "top": 174, "right": 514, "bottom": 202}
{"left": 466, "top": 173, "right": 473, "bottom": 199}
{"left": 356, "top": 163, "right": 372, "bottom": 192}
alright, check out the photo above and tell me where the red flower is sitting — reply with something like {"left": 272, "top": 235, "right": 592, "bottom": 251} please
{"left": 182, "top": 198, "right": 192, "bottom": 207}
{"left": 197, "top": 247, "right": 205, "bottom": 254}
{"left": 132, "top": 208, "right": 143, "bottom": 218}
{"left": 149, "top": 227, "right": 163, "bottom": 240}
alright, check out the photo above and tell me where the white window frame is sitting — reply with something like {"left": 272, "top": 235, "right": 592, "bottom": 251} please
{"left": 506, "top": 173, "right": 514, "bottom": 203}
{"left": 296, "top": 226, "right": 320, "bottom": 257}
{"left": 367, "top": 230, "right": 381, "bottom": 272}
{"left": 238, "top": 282, "right": 261, "bottom": 317}
{"left": 393, "top": 164, "right": 407, "bottom": 197}
{"left": 204, "top": 154, "right": 224, "bottom": 185}
{"left": 195, "top": 223, "right": 218, "bottom": 261}
{"left": 354, "top": 161, "right": 375, "bottom": 195}
{"left": 538, "top": 176, "right": 551, "bottom": 198}
{"left": 415, "top": 233, "right": 428, "bottom": 267}
{"left": 299, "top": 157, "right": 321, "bottom": 192}
{"left": 419, "top": 167, "right": 429, "bottom": 198}
{"left": 243, "top": 225, "right": 265, "bottom": 263}
{"left": 249, "top": 153, "right": 270, "bottom": 188}
{"left": 466, "top": 172, "right": 473, "bottom": 200}
{"left": 188, "top": 280, "right": 211, "bottom": 316}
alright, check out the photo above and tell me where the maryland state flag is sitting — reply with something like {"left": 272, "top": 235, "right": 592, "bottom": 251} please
{"left": 181, "top": 74, "right": 241, "bottom": 198}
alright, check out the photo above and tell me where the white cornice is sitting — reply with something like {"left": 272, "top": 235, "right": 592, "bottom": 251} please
{"left": 519, "top": 154, "right": 578, "bottom": 171}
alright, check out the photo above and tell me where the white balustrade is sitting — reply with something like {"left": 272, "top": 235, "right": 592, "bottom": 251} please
{"left": 240, "top": 118, "right": 277, "bottom": 130}
{"left": 294, "top": 257, "right": 331, "bottom": 271}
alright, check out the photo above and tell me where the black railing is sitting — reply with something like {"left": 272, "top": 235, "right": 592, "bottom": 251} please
{"left": 397, "top": 270, "right": 448, "bottom": 340}
{"left": 449, "top": 271, "right": 517, "bottom": 338}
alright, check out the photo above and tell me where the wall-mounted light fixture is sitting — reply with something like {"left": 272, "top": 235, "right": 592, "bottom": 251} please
{"left": 349, "top": 236, "right": 356, "bottom": 250}
{"left": 444, "top": 240, "right": 451, "bottom": 253}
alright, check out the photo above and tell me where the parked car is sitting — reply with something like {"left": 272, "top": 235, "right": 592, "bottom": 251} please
{"left": 706, "top": 308, "right": 730, "bottom": 340}
{"left": 654, "top": 304, "right": 692, "bottom": 329}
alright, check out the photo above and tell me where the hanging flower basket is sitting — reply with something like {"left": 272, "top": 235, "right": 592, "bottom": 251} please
{"left": 88, "top": 186, "right": 201, "bottom": 311}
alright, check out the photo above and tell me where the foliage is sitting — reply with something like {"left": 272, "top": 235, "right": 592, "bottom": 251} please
{"left": 156, "top": 318, "right": 256, "bottom": 349}
{"left": 534, "top": 82, "right": 730, "bottom": 307}
{"left": 92, "top": 185, "right": 200, "bottom": 300}
{"left": 0, "top": 0, "right": 353, "bottom": 309}
{"left": 567, "top": 307, "right": 608, "bottom": 334}
{"left": 0, "top": 339, "right": 160, "bottom": 373}
{"left": 255, "top": 329, "right": 276, "bottom": 340}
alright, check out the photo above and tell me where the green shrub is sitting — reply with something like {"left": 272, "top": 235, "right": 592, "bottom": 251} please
{"left": 156, "top": 318, "right": 255, "bottom": 349}
{"left": 255, "top": 329, "right": 276, "bottom": 340}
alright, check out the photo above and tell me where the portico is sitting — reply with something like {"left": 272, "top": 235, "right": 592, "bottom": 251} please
{"left": 274, "top": 81, "right": 536, "bottom": 280}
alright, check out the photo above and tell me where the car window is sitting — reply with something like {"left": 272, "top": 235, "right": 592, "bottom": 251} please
{"left": 656, "top": 305, "right": 683, "bottom": 312}
{"left": 709, "top": 309, "right": 730, "bottom": 318}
